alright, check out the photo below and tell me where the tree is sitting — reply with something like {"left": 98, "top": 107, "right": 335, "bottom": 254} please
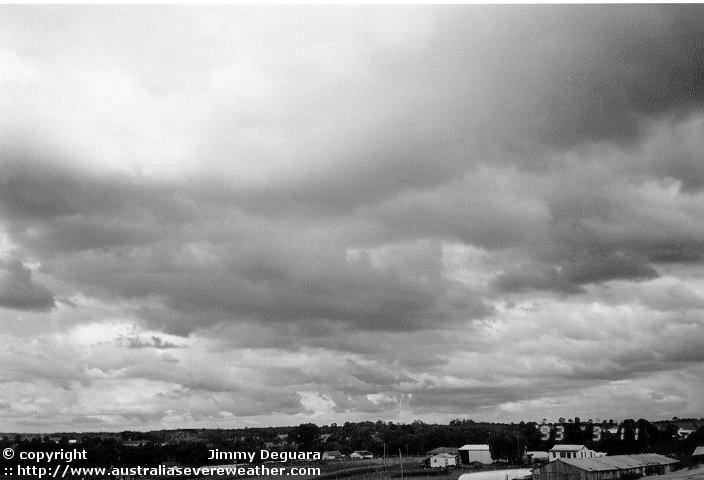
{"left": 290, "top": 423, "right": 320, "bottom": 450}
{"left": 489, "top": 431, "right": 525, "bottom": 464}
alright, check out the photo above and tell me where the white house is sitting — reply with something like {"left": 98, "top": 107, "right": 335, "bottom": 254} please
{"left": 430, "top": 453, "right": 457, "bottom": 468}
{"left": 459, "top": 444, "right": 493, "bottom": 465}
{"left": 548, "top": 445, "right": 604, "bottom": 462}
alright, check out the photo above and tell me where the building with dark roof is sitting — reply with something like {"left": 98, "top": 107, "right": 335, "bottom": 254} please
{"left": 532, "top": 454, "right": 678, "bottom": 480}
{"left": 427, "top": 447, "right": 459, "bottom": 456}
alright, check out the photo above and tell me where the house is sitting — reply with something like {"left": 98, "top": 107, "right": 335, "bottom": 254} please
{"left": 532, "top": 454, "right": 678, "bottom": 480}
{"left": 459, "top": 444, "right": 493, "bottom": 465}
{"left": 692, "top": 446, "right": 704, "bottom": 458}
{"left": 350, "top": 450, "right": 373, "bottom": 459}
{"left": 549, "top": 445, "right": 604, "bottom": 462}
{"left": 322, "top": 451, "right": 343, "bottom": 460}
{"left": 430, "top": 453, "right": 457, "bottom": 468}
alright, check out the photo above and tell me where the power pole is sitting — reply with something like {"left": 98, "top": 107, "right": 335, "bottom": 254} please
{"left": 399, "top": 448, "right": 403, "bottom": 480}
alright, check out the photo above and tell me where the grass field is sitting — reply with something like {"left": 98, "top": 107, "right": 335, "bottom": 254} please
{"left": 247, "top": 457, "right": 518, "bottom": 480}
{"left": 192, "top": 457, "right": 529, "bottom": 480}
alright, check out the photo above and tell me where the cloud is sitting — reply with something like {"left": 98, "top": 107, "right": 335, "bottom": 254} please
{"left": 0, "top": 259, "right": 54, "bottom": 311}
{"left": 492, "top": 253, "right": 658, "bottom": 295}
{"left": 0, "top": 5, "right": 704, "bottom": 430}
{"left": 119, "top": 335, "right": 180, "bottom": 350}
{"left": 0, "top": 156, "right": 491, "bottom": 333}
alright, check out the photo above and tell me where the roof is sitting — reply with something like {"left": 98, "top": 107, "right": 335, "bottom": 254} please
{"left": 458, "top": 469, "right": 532, "bottom": 480}
{"left": 693, "top": 446, "right": 704, "bottom": 457}
{"left": 460, "top": 444, "right": 490, "bottom": 451}
{"left": 527, "top": 451, "right": 549, "bottom": 458}
{"left": 550, "top": 445, "right": 587, "bottom": 452}
{"left": 675, "top": 420, "right": 703, "bottom": 431}
{"left": 649, "top": 466, "right": 704, "bottom": 480}
{"left": 431, "top": 453, "right": 458, "bottom": 458}
{"left": 559, "top": 454, "right": 678, "bottom": 472}
{"left": 428, "top": 447, "right": 458, "bottom": 455}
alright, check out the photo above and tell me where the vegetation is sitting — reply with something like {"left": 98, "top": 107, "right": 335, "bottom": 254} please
{"left": 1, "top": 417, "right": 703, "bottom": 471}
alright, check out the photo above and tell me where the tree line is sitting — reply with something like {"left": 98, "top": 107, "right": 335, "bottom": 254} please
{"left": 1, "top": 418, "right": 703, "bottom": 468}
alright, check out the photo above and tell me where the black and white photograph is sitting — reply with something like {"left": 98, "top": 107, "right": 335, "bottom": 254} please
{"left": 1, "top": 4, "right": 704, "bottom": 480}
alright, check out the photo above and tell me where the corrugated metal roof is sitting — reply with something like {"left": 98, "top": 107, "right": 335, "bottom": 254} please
{"left": 560, "top": 454, "right": 678, "bottom": 472}
{"left": 527, "top": 451, "right": 549, "bottom": 458}
{"left": 550, "top": 445, "right": 587, "bottom": 451}
{"left": 427, "top": 447, "right": 459, "bottom": 455}
{"left": 460, "top": 444, "right": 490, "bottom": 450}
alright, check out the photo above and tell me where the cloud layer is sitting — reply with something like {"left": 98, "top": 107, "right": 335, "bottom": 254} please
{"left": 1, "top": 5, "right": 704, "bottom": 431}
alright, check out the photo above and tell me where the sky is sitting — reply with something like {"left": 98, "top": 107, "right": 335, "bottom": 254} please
{"left": 1, "top": 5, "right": 704, "bottom": 433}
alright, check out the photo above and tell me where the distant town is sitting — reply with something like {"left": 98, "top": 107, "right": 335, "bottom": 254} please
{"left": 1, "top": 417, "right": 703, "bottom": 480}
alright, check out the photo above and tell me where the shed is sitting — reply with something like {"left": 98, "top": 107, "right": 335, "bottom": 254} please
{"left": 459, "top": 444, "right": 493, "bottom": 465}
{"left": 430, "top": 453, "right": 458, "bottom": 468}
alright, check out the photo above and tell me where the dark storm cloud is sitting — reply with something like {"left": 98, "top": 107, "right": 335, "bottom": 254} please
{"left": 493, "top": 253, "right": 658, "bottom": 295}
{"left": 346, "top": 359, "right": 415, "bottom": 387}
{"left": 442, "top": 5, "right": 704, "bottom": 153}
{"left": 0, "top": 152, "right": 196, "bottom": 252}
{"left": 528, "top": 5, "right": 704, "bottom": 148}
{"left": 3, "top": 5, "right": 704, "bottom": 428}
{"left": 492, "top": 264, "right": 586, "bottom": 295}
{"left": 172, "top": 7, "right": 704, "bottom": 220}
{"left": 0, "top": 156, "right": 491, "bottom": 333}
{"left": 0, "top": 259, "right": 54, "bottom": 311}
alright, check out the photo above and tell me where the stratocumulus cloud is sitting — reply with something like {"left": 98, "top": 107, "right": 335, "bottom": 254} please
{"left": 0, "top": 5, "right": 704, "bottom": 431}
